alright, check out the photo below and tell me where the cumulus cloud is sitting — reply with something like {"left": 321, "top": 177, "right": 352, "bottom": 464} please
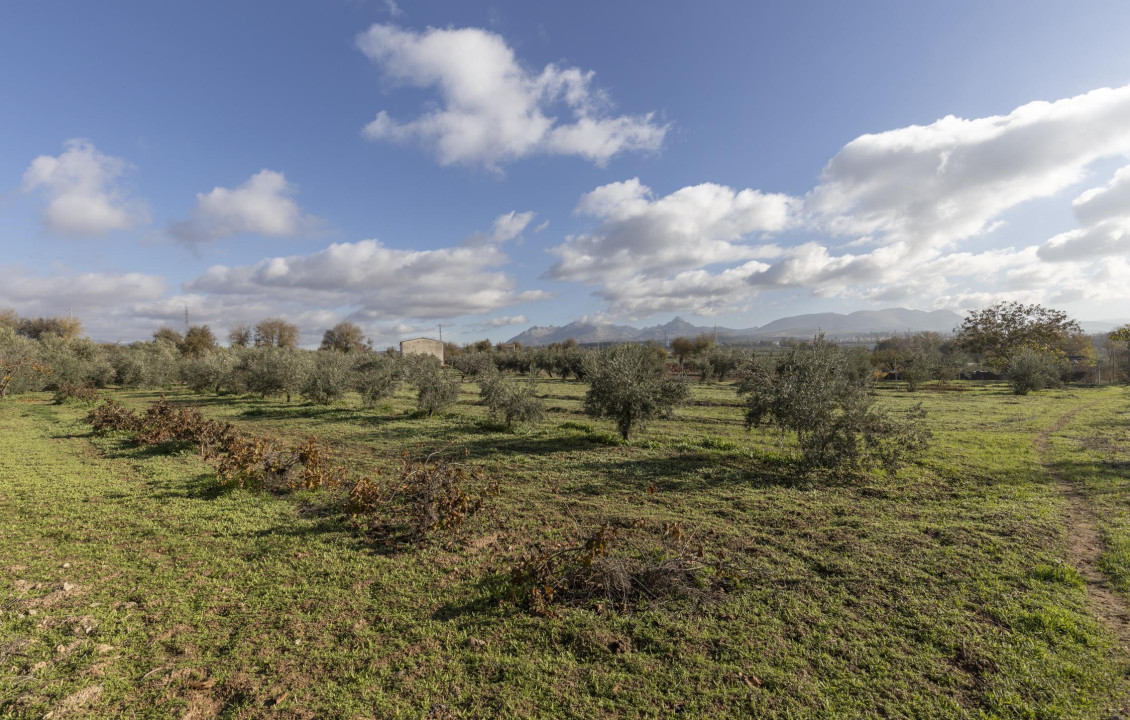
{"left": 1038, "top": 164, "right": 1130, "bottom": 261}
{"left": 547, "top": 178, "right": 795, "bottom": 285}
{"left": 0, "top": 266, "right": 168, "bottom": 340}
{"left": 807, "top": 84, "right": 1130, "bottom": 249}
{"left": 552, "top": 85, "right": 1130, "bottom": 319}
{"left": 186, "top": 238, "right": 548, "bottom": 321}
{"left": 168, "top": 170, "right": 317, "bottom": 245}
{"left": 356, "top": 24, "right": 667, "bottom": 168}
{"left": 21, "top": 139, "right": 147, "bottom": 236}
{"left": 481, "top": 315, "right": 528, "bottom": 328}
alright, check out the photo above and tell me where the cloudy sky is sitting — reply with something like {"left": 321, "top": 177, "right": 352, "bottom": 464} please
{"left": 2, "top": 2, "right": 1129, "bottom": 345}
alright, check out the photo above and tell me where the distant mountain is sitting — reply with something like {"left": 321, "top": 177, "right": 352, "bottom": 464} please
{"left": 636, "top": 317, "right": 733, "bottom": 342}
{"left": 1080, "top": 319, "right": 1129, "bottom": 334}
{"left": 506, "top": 320, "right": 641, "bottom": 346}
{"left": 506, "top": 308, "right": 964, "bottom": 346}
{"left": 731, "top": 308, "right": 963, "bottom": 339}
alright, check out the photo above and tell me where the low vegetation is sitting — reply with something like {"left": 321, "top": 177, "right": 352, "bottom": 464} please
{"left": 3, "top": 303, "right": 1130, "bottom": 717}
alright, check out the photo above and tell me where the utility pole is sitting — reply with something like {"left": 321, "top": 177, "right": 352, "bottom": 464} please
{"left": 184, "top": 305, "right": 189, "bottom": 335}
{"left": 438, "top": 324, "right": 443, "bottom": 344}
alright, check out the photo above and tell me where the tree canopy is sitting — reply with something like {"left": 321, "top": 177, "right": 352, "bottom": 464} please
{"left": 254, "top": 318, "right": 300, "bottom": 349}
{"left": 319, "top": 321, "right": 366, "bottom": 353}
{"left": 956, "top": 302, "right": 1082, "bottom": 369}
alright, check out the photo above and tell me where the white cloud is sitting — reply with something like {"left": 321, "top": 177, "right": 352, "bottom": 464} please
{"left": 168, "top": 170, "right": 316, "bottom": 245}
{"left": 383, "top": 0, "right": 403, "bottom": 18}
{"left": 550, "top": 85, "right": 1130, "bottom": 319}
{"left": 21, "top": 139, "right": 147, "bottom": 236}
{"left": 481, "top": 315, "right": 528, "bottom": 328}
{"left": 185, "top": 238, "right": 549, "bottom": 320}
{"left": 1038, "top": 164, "right": 1130, "bottom": 261}
{"left": 0, "top": 266, "right": 167, "bottom": 341}
{"left": 807, "top": 84, "right": 1130, "bottom": 249}
{"left": 548, "top": 178, "right": 795, "bottom": 284}
{"left": 356, "top": 24, "right": 667, "bottom": 168}
{"left": 490, "top": 210, "right": 536, "bottom": 242}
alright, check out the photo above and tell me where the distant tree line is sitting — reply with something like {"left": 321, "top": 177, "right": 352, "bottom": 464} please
{"left": 4, "top": 301, "right": 1125, "bottom": 470}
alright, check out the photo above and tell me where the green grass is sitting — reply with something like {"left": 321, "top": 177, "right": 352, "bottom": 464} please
{"left": 1039, "top": 389, "right": 1130, "bottom": 592}
{"left": 2, "top": 379, "right": 1128, "bottom": 718}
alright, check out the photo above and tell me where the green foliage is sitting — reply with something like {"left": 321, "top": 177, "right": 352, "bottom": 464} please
{"left": 181, "top": 349, "right": 241, "bottom": 395}
{"left": 352, "top": 353, "right": 403, "bottom": 408}
{"left": 52, "top": 383, "right": 103, "bottom": 405}
{"left": 583, "top": 343, "right": 689, "bottom": 440}
{"left": 243, "top": 347, "right": 310, "bottom": 401}
{"left": 35, "top": 335, "right": 114, "bottom": 389}
{"left": 301, "top": 350, "right": 353, "bottom": 405}
{"left": 1007, "top": 348, "right": 1064, "bottom": 395}
{"left": 0, "top": 327, "right": 51, "bottom": 398}
{"left": 451, "top": 351, "right": 494, "bottom": 380}
{"left": 405, "top": 354, "right": 459, "bottom": 416}
{"left": 320, "top": 321, "right": 366, "bottom": 353}
{"left": 957, "top": 301, "right": 1082, "bottom": 369}
{"left": 181, "top": 325, "right": 217, "bottom": 357}
{"left": 740, "top": 335, "right": 930, "bottom": 472}
{"left": 104, "top": 341, "right": 183, "bottom": 389}
{"left": 479, "top": 369, "right": 545, "bottom": 429}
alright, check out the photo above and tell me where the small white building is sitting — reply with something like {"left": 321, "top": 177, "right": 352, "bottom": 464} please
{"left": 399, "top": 337, "right": 444, "bottom": 363}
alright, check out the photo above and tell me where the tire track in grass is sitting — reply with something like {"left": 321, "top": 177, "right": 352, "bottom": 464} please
{"left": 1035, "top": 401, "right": 1130, "bottom": 684}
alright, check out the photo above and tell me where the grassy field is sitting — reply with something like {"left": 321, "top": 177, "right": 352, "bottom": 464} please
{"left": 2, "top": 379, "right": 1129, "bottom": 718}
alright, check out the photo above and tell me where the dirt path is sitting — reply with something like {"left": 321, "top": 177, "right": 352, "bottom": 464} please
{"left": 1035, "top": 403, "right": 1130, "bottom": 667}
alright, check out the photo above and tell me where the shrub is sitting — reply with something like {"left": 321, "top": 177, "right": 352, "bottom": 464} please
{"left": 583, "top": 343, "right": 689, "bottom": 440}
{"left": 86, "top": 396, "right": 342, "bottom": 492}
{"left": 86, "top": 399, "right": 142, "bottom": 433}
{"left": 53, "top": 383, "right": 102, "bottom": 405}
{"left": 1007, "top": 348, "right": 1064, "bottom": 395}
{"left": 902, "top": 349, "right": 941, "bottom": 392}
{"left": 352, "top": 354, "right": 403, "bottom": 408}
{"left": 479, "top": 370, "right": 545, "bottom": 429}
{"left": 405, "top": 354, "right": 459, "bottom": 416}
{"left": 345, "top": 448, "right": 498, "bottom": 542}
{"left": 507, "top": 522, "right": 736, "bottom": 616}
{"left": 739, "top": 335, "right": 930, "bottom": 472}
{"left": 301, "top": 351, "right": 353, "bottom": 405}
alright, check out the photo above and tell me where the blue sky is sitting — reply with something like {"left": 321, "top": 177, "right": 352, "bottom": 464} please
{"left": 2, "top": 1, "right": 1129, "bottom": 345}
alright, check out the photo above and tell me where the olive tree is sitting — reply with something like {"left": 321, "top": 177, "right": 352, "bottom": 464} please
{"left": 352, "top": 353, "right": 403, "bottom": 408}
{"left": 739, "top": 335, "right": 929, "bottom": 472}
{"left": 182, "top": 349, "right": 241, "bottom": 394}
{"left": 1006, "top": 348, "right": 1063, "bottom": 395}
{"left": 405, "top": 354, "right": 459, "bottom": 416}
{"left": 479, "top": 368, "right": 545, "bottom": 429}
{"left": 243, "top": 347, "right": 310, "bottom": 401}
{"left": 301, "top": 350, "right": 354, "bottom": 405}
{"left": 0, "top": 327, "right": 50, "bottom": 398}
{"left": 583, "top": 343, "right": 689, "bottom": 440}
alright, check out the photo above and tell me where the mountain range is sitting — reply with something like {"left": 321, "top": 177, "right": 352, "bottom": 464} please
{"left": 507, "top": 308, "right": 967, "bottom": 346}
